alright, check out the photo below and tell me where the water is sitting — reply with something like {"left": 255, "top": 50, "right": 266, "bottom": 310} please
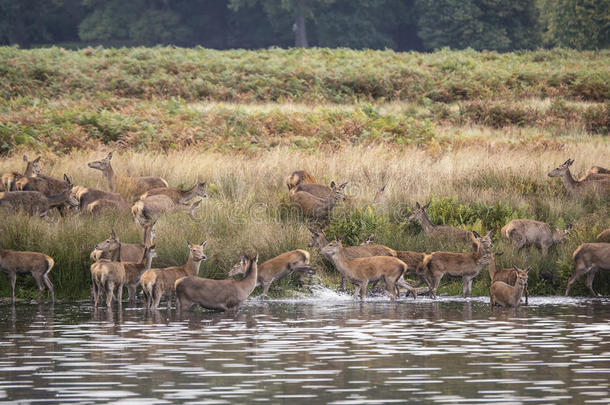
{"left": 1, "top": 291, "right": 609, "bottom": 404}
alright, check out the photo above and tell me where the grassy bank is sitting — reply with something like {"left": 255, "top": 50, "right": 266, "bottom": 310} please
{"left": 0, "top": 146, "right": 608, "bottom": 300}
{"left": 0, "top": 46, "right": 608, "bottom": 300}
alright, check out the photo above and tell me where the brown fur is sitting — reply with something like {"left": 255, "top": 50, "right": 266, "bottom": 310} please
{"left": 488, "top": 252, "right": 529, "bottom": 305}
{"left": 228, "top": 249, "right": 313, "bottom": 297}
{"left": 0, "top": 243, "right": 54, "bottom": 303}
{"left": 74, "top": 186, "right": 127, "bottom": 211}
{"left": 88, "top": 152, "right": 168, "bottom": 198}
{"left": 286, "top": 170, "right": 316, "bottom": 191}
{"left": 140, "top": 181, "right": 207, "bottom": 203}
{"left": 140, "top": 240, "right": 207, "bottom": 310}
{"left": 408, "top": 202, "right": 475, "bottom": 246}
{"left": 490, "top": 267, "right": 529, "bottom": 308}
{"left": 289, "top": 181, "right": 347, "bottom": 222}
{"left": 501, "top": 219, "right": 570, "bottom": 255}
{"left": 1, "top": 155, "right": 41, "bottom": 192}
{"left": 132, "top": 194, "right": 201, "bottom": 228}
{"left": 87, "top": 198, "right": 132, "bottom": 214}
{"left": 565, "top": 243, "right": 610, "bottom": 297}
{"left": 175, "top": 255, "right": 259, "bottom": 312}
{"left": 548, "top": 158, "right": 610, "bottom": 197}
{"left": 596, "top": 229, "right": 610, "bottom": 243}
{"left": 16, "top": 174, "right": 68, "bottom": 195}
{"left": 0, "top": 175, "right": 78, "bottom": 216}
{"left": 121, "top": 245, "right": 157, "bottom": 303}
{"left": 309, "top": 228, "right": 398, "bottom": 291}
{"left": 321, "top": 240, "right": 406, "bottom": 301}
{"left": 421, "top": 231, "right": 494, "bottom": 299}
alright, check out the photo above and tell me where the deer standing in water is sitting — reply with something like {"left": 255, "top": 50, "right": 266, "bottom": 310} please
{"left": 88, "top": 152, "right": 168, "bottom": 197}
{"left": 548, "top": 158, "right": 610, "bottom": 197}
{"left": 175, "top": 254, "right": 259, "bottom": 312}
{"left": 321, "top": 240, "right": 406, "bottom": 301}
{"left": 90, "top": 233, "right": 125, "bottom": 309}
{"left": 490, "top": 267, "right": 529, "bottom": 308}
{"left": 565, "top": 243, "right": 610, "bottom": 297}
{"left": 1, "top": 155, "right": 41, "bottom": 191}
{"left": 501, "top": 219, "right": 570, "bottom": 255}
{"left": 488, "top": 252, "right": 529, "bottom": 305}
{"left": 420, "top": 231, "right": 494, "bottom": 299}
{"left": 0, "top": 240, "right": 54, "bottom": 303}
{"left": 140, "top": 240, "right": 207, "bottom": 310}
{"left": 228, "top": 250, "right": 314, "bottom": 298}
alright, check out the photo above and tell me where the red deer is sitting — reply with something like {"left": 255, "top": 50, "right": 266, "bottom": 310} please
{"left": 228, "top": 250, "right": 314, "bottom": 298}
{"left": 408, "top": 202, "right": 476, "bottom": 247}
{"left": 140, "top": 240, "right": 207, "bottom": 310}
{"left": 501, "top": 219, "right": 570, "bottom": 255}
{"left": 140, "top": 180, "right": 207, "bottom": 203}
{"left": 88, "top": 152, "right": 168, "bottom": 197}
{"left": 0, "top": 174, "right": 78, "bottom": 217}
{"left": 596, "top": 229, "right": 610, "bottom": 243}
{"left": 580, "top": 166, "right": 610, "bottom": 181}
{"left": 90, "top": 234, "right": 125, "bottom": 309}
{"left": 175, "top": 254, "right": 259, "bottom": 312}
{"left": 132, "top": 195, "right": 202, "bottom": 228}
{"left": 0, "top": 241, "right": 54, "bottom": 303}
{"left": 565, "top": 243, "right": 610, "bottom": 297}
{"left": 90, "top": 226, "right": 156, "bottom": 264}
{"left": 548, "top": 158, "right": 610, "bottom": 197}
{"left": 321, "top": 240, "right": 406, "bottom": 301}
{"left": 490, "top": 267, "right": 529, "bottom": 308}
{"left": 488, "top": 252, "right": 529, "bottom": 305}
{"left": 122, "top": 245, "right": 157, "bottom": 303}
{"left": 420, "top": 231, "right": 494, "bottom": 299}
{"left": 73, "top": 185, "right": 128, "bottom": 212}
{"left": 286, "top": 170, "right": 316, "bottom": 191}
{"left": 1, "top": 155, "right": 41, "bottom": 191}
{"left": 289, "top": 181, "right": 347, "bottom": 223}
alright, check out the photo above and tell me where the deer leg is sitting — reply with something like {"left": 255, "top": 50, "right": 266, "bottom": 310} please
{"left": 360, "top": 281, "right": 368, "bottom": 301}
{"left": 430, "top": 273, "right": 442, "bottom": 299}
{"left": 152, "top": 285, "right": 162, "bottom": 310}
{"left": 565, "top": 264, "right": 586, "bottom": 296}
{"left": 353, "top": 284, "right": 361, "bottom": 300}
{"left": 117, "top": 283, "right": 124, "bottom": 308}
{"left": 128, "top": 284, "right": 136, "bottom": 303}
{"left": 489, "top": 290, "right": 495, "bottom": 307}
{"left": 42, "top": 273, "right": 54, "bottom": 303}
{"left": 9, "top": 272, "right": 16, "bottom": 303}
{"left": 106, "top": 282, "right": 114, "bottom": 309}
{"left": 262, "top": 282, "right": 271, "bottom": 299}
{"left": 340, "top": 275, "right": 347, "bottom": 292}
{"left": 385, "top": 277, "right": 397, "bottom": 301}
{"left": 585, "top": 268, "right": 598, "bottom": 297}
{"left": 33, "top": 273, "right": 45, "bottom": 303}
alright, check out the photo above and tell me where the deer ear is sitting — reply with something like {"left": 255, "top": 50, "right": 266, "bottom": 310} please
{"left": 495, "top": 251, "right": 504, "bottom": 256}
{"left": 525, "top": 266, "right": 532, "bottom": 273}
{"left": 415, "top": 202, "right": 421, "bottom": 209}
{"left": 106, "top": 152, "right": 113, "bottom": 160}
{"left": 64, "top": 174, "right": 72, "bottom": 184}
{"left": 200, "top": 240, "right": 207, "bottom": 248}
{"left": 187, "top": 240, "right": 192, "bottom": 248}
{"left": 339, "top": 182, "right": 348, "bottom": 190}
{"left": 23, "top": 155, "right": 28, "bottom": 162}
{"left": 486, "top": 230, "right": 493, "bottom": 238}
{"left": 423, "top": 201, "right": 430, "bottom": 210}
{"left": 330, "top": 181, "right": 336, "bottom": 189}
{"left": 110, "top": 229, "right": 117, "bottom": 239}
{"left": 254, "top": 253, "right": 259, "bottom": 263}
{"left": 513, "top": 266, "right": 519, "bottom": 272}
{"left": 33, "top": 156, "right": 41, "bottom": 163}
{"left": 472, "top": 231, "right": 481, "bottom": 239}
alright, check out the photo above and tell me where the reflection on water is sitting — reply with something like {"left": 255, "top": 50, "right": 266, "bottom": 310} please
{"left": 1, "top": 293, "right": 609, "bottom": 404}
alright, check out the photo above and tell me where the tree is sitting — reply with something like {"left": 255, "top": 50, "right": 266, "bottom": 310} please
{"left": 229, "top": 0, "right": 335, "bottom": 48}
{"left": 414, "top": 0, "right": 541, "bottom": 51}
{"left": 539, "top": 0, "right": 609, "bottom": 50}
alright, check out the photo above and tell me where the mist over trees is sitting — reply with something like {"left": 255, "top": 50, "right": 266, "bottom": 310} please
{"left": 0, "top": 0, "right": 607, "bottom": 50}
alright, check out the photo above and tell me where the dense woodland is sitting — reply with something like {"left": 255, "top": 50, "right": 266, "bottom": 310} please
{"left": 0, "top": 0, "right": 608, "bottom": 51}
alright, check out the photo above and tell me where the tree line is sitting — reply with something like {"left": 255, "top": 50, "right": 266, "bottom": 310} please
{"left": 0, "top": 0, "right": 608, "bottom": 51}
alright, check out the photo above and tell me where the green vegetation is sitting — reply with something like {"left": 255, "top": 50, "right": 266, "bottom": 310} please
{"left": 0, "top": 47, "right": 608, "bottom": 301}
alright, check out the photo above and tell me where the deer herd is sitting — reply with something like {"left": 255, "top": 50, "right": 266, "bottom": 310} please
{"left": 0, "top": 154, "right": 609, "bottom": 312}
